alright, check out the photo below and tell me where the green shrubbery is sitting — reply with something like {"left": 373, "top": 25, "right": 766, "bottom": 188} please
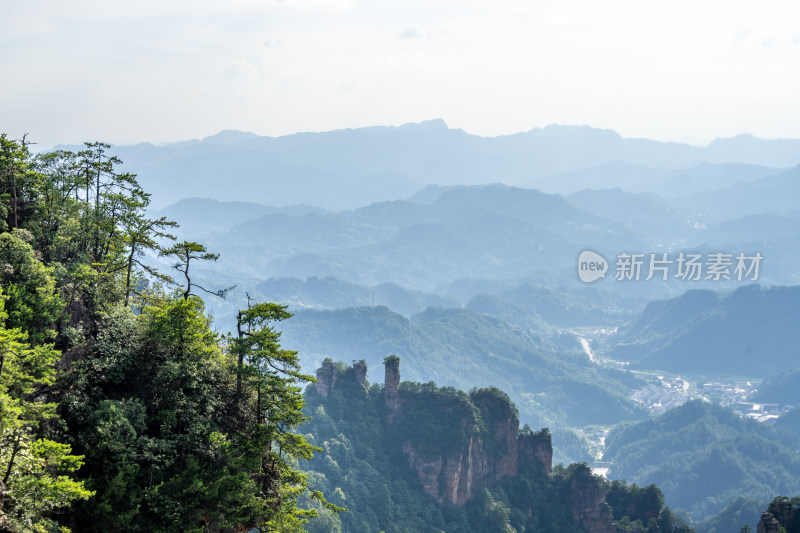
{"left": 0, "top": 135, "right": 336, "bottom": 531}
{"left": 302, "top": 362, "right": 691, "bottom": 533}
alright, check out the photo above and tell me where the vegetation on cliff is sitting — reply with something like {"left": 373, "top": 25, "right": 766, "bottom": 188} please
{"left": 759, "top": 496, "right": 800, "bottom": 532}
{"left": 604, "top": 400, "right": 800, "bottom": 520}
{"left": 302, "top": 359, "right": 691, "bottom": 533}
{"left": 278, "top": 305, "right": 648, "bottom": 437}
{"left": 604, "top": 285, "right": 800, "bottom": 377}
{"left": 0, "top": 135, "right": 336, "bottom": 531}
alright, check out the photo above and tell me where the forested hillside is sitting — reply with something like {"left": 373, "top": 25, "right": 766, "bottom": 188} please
{"left": 604, "top": 285, "right": 800, "bottom": 376}
{"left": 7, "top": 124, "right": 800, "bottom": 533}
{"left": 603, "top": 400, "right": 800, "bottom": 520}
{"left": 0, "top": 135, "right": 337, "bottom": 531}
{"left": 301, "top": 358, "right": 692, "bottom": 533}
{"left": 278, "top": 305, "right": 648, "bottom": 433}
{"left": 751, "top": 369, "right": 800, "bottom": 406}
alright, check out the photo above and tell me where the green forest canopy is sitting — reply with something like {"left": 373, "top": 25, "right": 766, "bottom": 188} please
{"left": 0, "top": 135, "right": 339, "bottom": 532}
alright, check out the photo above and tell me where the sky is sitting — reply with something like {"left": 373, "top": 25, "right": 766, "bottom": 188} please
{"left": 3, "top": 0, "right": 800, "bottom": 148}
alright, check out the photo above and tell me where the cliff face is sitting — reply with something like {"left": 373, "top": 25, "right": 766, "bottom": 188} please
{"left": 519, "top": 429, "right": 553, "bottom": 475}
{"left": 569, "top": 465, "right": 617, "bottom": 533}
{"left": 353, "top": 360, "right": 367, "bottom": 385}
{"left": 383, "top": 356, "right": 400, "bottom": 414}
{"left": 311, "top": 358, "right": 620, "bottom": 533}
{"left": 314, "top": 359, "right": 337, "bottom": 398}
{"left": 758, "top": 512, "right": 781, "bottom": 533}
{"left": 384, "top": 359, "right": 550, "bottom": 505}
{"left": 484, "top": 406, "right": 520, "bottom": 482}
{"left": 402, "top": 432, "right": 485, "bottom": 505}
{"left": 758, "top": 498, "right": 800, "bottom": 533}
{"left": 399, "top": 417, "right": 522, "bottom": 505}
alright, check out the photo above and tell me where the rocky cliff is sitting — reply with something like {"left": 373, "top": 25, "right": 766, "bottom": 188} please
{"left": 381, "top": 358, "right": 551, "bottom": 505}
{"left": 569, "top": 464, "right": 617, "bottom": 533}
{"left": 383, "top": 355, "right": 401, "bottom": 415}
{"left": 758, "top": 497, "right": 800, "bottom": 533}
{"left": 758, "top": 511, "right": 781, "bottom": 533}
{"left": 312, "top": 357, "right": 625, "bottom": 533}
{"left": 314, "top": 359, "right": 337, "bottom": 398}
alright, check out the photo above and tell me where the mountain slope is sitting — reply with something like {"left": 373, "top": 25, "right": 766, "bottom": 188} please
{"left": 681, "top": 166, "right": 800, "bottom": 221}
{"left": 247, "top": 276, "right": 459, "bottom": 316}
{"left": 604, "top": 400, "right": 800, "bottom": 519}
{"left": 604, "top": 285, "right": 800, "bottom": 376}
{"left": 72, "top": 122, "right": 800, "bottom": 209}
{"left": 566, "top": 188, "right": 695, "bottom": 241}
{"left": 188, "top": 184, "right": 645, "bottom": 289}
{"left": 279, "top": 305, "right": 647, "bottom": 430}
{"left": 750, "top": 369, "right": 800, "bottom": 406}
{"left": 301, "top": 359, "right": 686, "bottom": 533}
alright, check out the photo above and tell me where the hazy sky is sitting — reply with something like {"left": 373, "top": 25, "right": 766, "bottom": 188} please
{"left": 3, "top": 0, "right": 800, "bottom": 147}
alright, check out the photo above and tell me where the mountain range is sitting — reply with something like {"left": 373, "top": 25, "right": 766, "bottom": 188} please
{"left": 60, "top": 120, "right": 800, "bottom": 210}
{"left": 604, "top": 400, "right": 800, "bottom": 520}
{"left": 41, "top": 122, "right": 800, "bottom": 532}
{"left": 277, "top": 305, "right": 648, "bottom": 441}
{"left": 602, "top": 285, "right": 800, "bottom": 377}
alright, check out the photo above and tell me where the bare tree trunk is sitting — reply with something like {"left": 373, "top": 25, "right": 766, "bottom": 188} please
{"left": 11, "top": 168, "right": 17, "bottom": 229}
{"left": 125, "top": 244, "right": 136, "bottom": 306}
{"left": 0, "top": 478, "right": 7, "bottom": 530}
{"left": 2, "top": 433, "right": 20, "bottom": 485}
{"left": 235, "top": 311, "right": 244, "bottom": 408}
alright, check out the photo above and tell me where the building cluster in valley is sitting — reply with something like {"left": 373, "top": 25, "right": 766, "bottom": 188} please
{"left": 699, "top": 380, "right": 757, "bottom": 406}
{"left": 630, "top": 376, "right": 690, "bottom": 414}
{"left": 699, "top": 380, "right": 791, "bottom": 421}
{"left": 729, "top": 401, "right": 787, "bottom": 422}
{"left": 629, "top": 377, "right": 791, "bottom": 422}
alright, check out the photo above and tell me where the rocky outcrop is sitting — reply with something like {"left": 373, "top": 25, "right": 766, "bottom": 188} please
{"left": 519, "top": 429, "right": 553, "bottom": 475}
{"left": 313, "top": 357, "right": 615, "bottom": 532}
{"left": 383, "top": 355, "right": 400, "bottom": 413}
{"left": 758, "top": 511, "right": 782, "bottom": 533}
{"left": 314, "top": 359, "right": 337, "bottom": 398}
{"left": 383, "top": 360, "right": 551, "bottom": 505}
{"left": 569, "top": 464, "right": 617, "bottom": 533}
{"left": 758, "top": 497, "right": 800, "bottom": 533}
{"left": 484, "top": 408, "right": 519, "bottom": 483}
{"left": 353, "top": 360, "right": 367, "bottom": 386}
{"left": 402, "top": 426, "right": 488, "bottom": 505}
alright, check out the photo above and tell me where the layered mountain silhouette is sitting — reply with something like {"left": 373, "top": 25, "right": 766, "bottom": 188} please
{"left": 64, "top": 120, "right": 800, "bottom": 209}
{"left": 604, "top": 285, "right": 800, "bottom": 376}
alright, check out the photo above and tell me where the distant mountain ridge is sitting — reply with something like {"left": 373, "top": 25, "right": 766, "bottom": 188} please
{"left": 604, "top": 400, "right": 800, "bottom": 520}
{"left": 60, "top": 120, "right": 800, "bottom": 209}
{"left": 679, "top": 165, "right": 800, "bottom": 220}
{"left": 301, "top": 359, "right": 683, "bottom": 532}
{"left": 153, "top": 185, "right": 646, "bottom": 291}
{"left": 604, "top": 285, "right": 800, "bottom": 376}
{"left": 278, "top": 304, "right": 648, "bottom": 432}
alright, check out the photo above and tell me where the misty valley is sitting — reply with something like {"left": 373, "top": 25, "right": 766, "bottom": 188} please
{"left": 2, "top": 122, "right": 800, "bottom": 532}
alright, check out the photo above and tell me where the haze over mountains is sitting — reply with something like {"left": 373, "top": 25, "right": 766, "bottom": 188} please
{"left": 70, "top": 119, "right": 800, "bottom": 210}
{"left": 604, "top": 401, "right": 800, "bottom": 520}
{"left": 123, "top": 120, "right": 800, "bottom": 351}
{"left": 604, "top": 285, "right": 800, "bottom": 377}
{"left": 98, "top": 121, "right": 800, "bottom": 526}
{"left": 133, "top": 123, "right": 800, "bottom": 375}
{"left": 30, "top": 118, "right": 800, "bottom": 530}
{"left": 150, "top": 181, "right": 800, "bottom": 339}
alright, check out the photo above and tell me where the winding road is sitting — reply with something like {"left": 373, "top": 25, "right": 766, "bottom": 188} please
{"left": 579, "top": 337, "right": 596, "bottom": 363}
